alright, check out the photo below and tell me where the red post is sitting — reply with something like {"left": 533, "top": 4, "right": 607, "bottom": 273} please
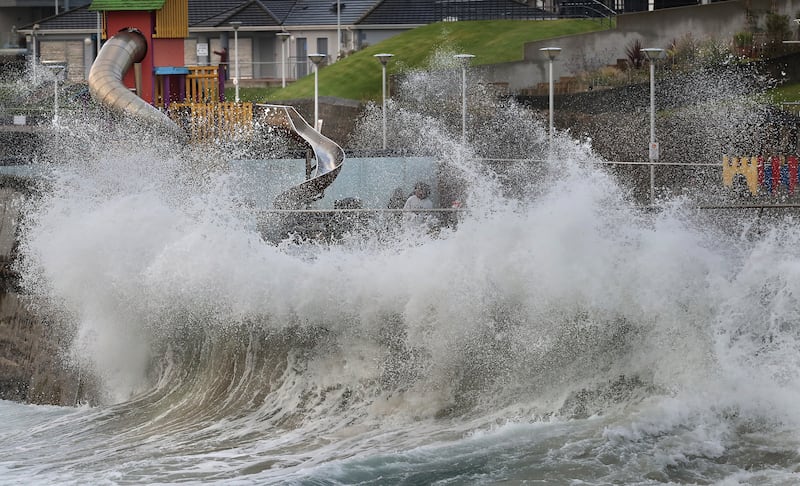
{"left": 771, "top": 156, "right": 780, "bottom": 194}
{"left": 789, "top": 155, "right": 798, "bottom": 195}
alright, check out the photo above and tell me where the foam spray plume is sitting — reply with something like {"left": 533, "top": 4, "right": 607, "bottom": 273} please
{"left": 6, "top": 53, "right": 800, "bottom": 484}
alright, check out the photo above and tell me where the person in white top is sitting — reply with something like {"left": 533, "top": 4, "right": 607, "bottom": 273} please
{"left": 403, "top": 182, "right": 433, "bottom": 224}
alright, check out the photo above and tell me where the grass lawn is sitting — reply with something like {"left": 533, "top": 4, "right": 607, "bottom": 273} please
{"left": 233, "top": 19, "right": 611, "bottom": 103}
{"left": 765, "top": 81, "right": 800, "bottom": 114}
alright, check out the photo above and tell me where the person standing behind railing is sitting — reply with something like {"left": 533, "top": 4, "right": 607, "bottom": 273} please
{"left": 214, "top": 47, "right": 229, "bottom": 80}
{"left": 403, "top": 182, "right": 433, "bottom": 225}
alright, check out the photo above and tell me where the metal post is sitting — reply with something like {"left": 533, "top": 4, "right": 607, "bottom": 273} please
{"left": 382, "top": 63, "right": 387, "bottom": 149}
{"left": 454, "top": 54, "right": 474, "bottom": 146}
{"left": 642, "top": 48, "right": 663, "bottom": 205}
{"left": 96, "top": 12, "right": 101, "bottom": 57}
{"left": 314, "top": 62, "right": 318, "bottom": 129}
{"left": 549, "top": 58, "right": 554, "bottom": 145}
{"left": 374, "top": 53, "right": 394, "bottom": 150}
{"left": 53, "top": 70, "right": 59, "bottom": 126}
{"left": 231, "top": 21, "right": 241, "bottom": 103}
{"left": 462, "top": 64, "right": 467, "bottom": 145}
{"left": 277, "top": 32, "right": 290, "bottom": 88}
{"left": 539, "top": 47, "right": 561, "bottom": 159}
{"left": 336, "top": 1, "right": 341, "bottom": 60}
{"left": 308, "top": 53, "right": 325, "bottom": 131}
{"left": 44, "top": 61, "right": 63, "bottom": 126}
{"left": 649, "top": 59, "right": 655, "bottom": 204}
{"left": 32, "top": 24, "right": 39, "bottom": 83}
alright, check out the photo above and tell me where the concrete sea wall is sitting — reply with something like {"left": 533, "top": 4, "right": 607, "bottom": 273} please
{"left": 0, "top": 178, "right": 83, "bottom": 405}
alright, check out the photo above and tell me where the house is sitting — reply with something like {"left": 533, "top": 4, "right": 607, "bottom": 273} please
{"left": 13, "top": 0, "right": 554, "bottom": 83}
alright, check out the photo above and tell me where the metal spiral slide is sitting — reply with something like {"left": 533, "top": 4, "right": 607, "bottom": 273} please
{"left": 88, "top": 30, "right": 343, "bottom": 209}
{"left": 257, "top": 104, "right": 345, "bottom": 209}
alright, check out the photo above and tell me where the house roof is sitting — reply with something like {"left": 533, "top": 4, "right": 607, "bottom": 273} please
{"left": 89, "top": 0, "right": 167, "bottom": 10}
{"left": 358, "top": 0, "right": 547, "bottom": 24}
{"left": 26, "top": 5, "right": 99, "bottom": 31}
{"left": 282, "top": 0, "right": 377, "bottom": 26}
{"left": 193, "top": 1, "right": 278, "bottom": 27}
{"left": 22, "top": 0, "right": 550, "bottom": 32}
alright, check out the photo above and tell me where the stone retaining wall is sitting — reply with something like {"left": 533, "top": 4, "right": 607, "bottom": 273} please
{"left": 0, "top": 178, "right": 84, "bottom": 405}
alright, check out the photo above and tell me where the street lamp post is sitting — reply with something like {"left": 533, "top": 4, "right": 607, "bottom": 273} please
{"left": 308, "top": 53, "right": 326, "bottom": 131}
{"left": 32, "top": 24, "right": 39, "bottom": 83}
{"left": 374, "top": 53, "right": 394, "bottom": 150}
{"left": 453, "top": 53, "right": 475, "bottom": 146}
{"left": 642, "top": 47, "right": 664, "bottom": 205}
{"left": 336, "top": 1, "right": 341, "bottom": 60}
{"left": 43, "top": 61, "right": 64, "bottom": 126}
{"left": 277, "top": 32, "right": 291, "bottom": 88}
{"left": 230, "top": 21, "right": 242, "bottom": 103}
{"left": 540, "top": 47, "right": 561, "bottom": 157}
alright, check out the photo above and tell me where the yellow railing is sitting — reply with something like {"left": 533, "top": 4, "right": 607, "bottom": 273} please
{"left": 170, "top": 102, "right": 253, "bottom": 143}
{"left": 186, "top": 66, "right": 221, "bottom": 104}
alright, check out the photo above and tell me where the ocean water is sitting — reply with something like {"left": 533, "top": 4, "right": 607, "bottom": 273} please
{"left": 4, "top": 60, "right": 800, "bottom": 485}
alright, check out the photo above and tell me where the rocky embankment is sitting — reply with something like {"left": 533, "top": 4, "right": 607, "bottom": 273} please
{"left": 0, "top": 176, "right": 83, "bottom": 405}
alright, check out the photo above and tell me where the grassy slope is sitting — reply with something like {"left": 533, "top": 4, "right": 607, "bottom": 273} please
{"left": 233, "top": 19, "right": 610, "bottom": 103}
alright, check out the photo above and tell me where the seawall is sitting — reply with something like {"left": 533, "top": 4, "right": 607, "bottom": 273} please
{"left": 0, "top": 177, "right": 84, "bottom": 405}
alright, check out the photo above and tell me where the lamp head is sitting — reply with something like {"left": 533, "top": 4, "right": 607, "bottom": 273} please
{"left": 276, "top": 32, "right": 291, "bottom": 41}
{"left": 539, "top": 47, "right": 562, "bottom": 61}
{"left": 641, "top": 48, "right": 664, "bottom": 61}
{"left": 453, "top": 53, "right": 475, "bottom": 67}
{"left": 308, "top": 53, "right": 326, "bottom": 65}
{"left": 374, "top": 53, "right": 394, "bottom": 66}
{"left": 229, "top": 21, "right": 242, "bottom": 31}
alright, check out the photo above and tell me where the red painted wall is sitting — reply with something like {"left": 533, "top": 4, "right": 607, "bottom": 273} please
{"left": 106, "top": 11, "right": 155, "bottom": 103}
{"left": 153, "top": 38, "right": 184, "bottom": 67}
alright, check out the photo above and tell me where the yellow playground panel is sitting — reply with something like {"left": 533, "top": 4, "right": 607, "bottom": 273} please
{"left": 170, "top": 101, "right": 254, "bottom": 143}
{"left": 723, "top": 155, "right": 800, "bottom": 196}
{"left": 722, "top": 155, "right": 759, "bottom": 195}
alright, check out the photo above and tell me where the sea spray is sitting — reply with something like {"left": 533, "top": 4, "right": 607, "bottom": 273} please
{"left": 7, "top": 47, "right": 800, "bottom": 484}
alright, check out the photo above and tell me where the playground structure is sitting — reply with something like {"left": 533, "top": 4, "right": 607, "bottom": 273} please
{"left": 723, "top": 155, "right": 800, "bottom": 196}
{"left": 86, "top": 0, "right": 343, "bottom": 209}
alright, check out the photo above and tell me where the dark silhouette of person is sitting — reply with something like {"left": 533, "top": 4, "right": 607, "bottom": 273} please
{"left": 214, "top": 47, "right": 229, "bottom": 80}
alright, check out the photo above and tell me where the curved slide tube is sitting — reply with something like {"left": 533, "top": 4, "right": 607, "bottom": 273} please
{"left": 257, "top": 104, "right": 345, "bottom": 209}
{"left": 88, "top": 28, "right": 185, "bottom": 140}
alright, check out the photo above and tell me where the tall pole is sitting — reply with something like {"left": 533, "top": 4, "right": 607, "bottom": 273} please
{"left": 231, "top": 21, "right": 241, "bottom": 103}
{"left": 539, "top": 47, "right": 561, "bottom": 159}
{"left": 314, "top": 62, "right": 319, "bottom": 129}
{"left": 337, "top": 1, "right": 341, "bottom": 60}
{"left": 308, "top": 54, "right": 325, "bottom": 131}
{"left": 642, "top": 48, "right": 663, "bottom": 205}
{"left": 462, "top": 63, "right": 467, "bottom": 145}
{"left": 96, "top": 12, "right": 101, "bottom": 57}
{"left": 277, "top": 32, "right": 290, "bottom": 88}
{"left": 374, "top": 53, "right": 393, "bottom": 150}
{"left": 32, "top": 24, "right": 39, "bottom": 83}
{"left": 52, "top": 67, "right": 59, "bottom": 126}
{"left": 382, "top": 62, "right": 387, "bottom": 149}
{"left": 454, "top": 54, "right": 474, "bottom": 146}
{"left": 549, "top": 58, "right": 554, "bottom": 143}
{"left": 649, "top": 60, "right": 655, "bottom": 205}
{"left": 282, "top": 39, "right": 286, "bottom": 88}
{"left": 44, "top": 61, "right": 63, "bottom": 126}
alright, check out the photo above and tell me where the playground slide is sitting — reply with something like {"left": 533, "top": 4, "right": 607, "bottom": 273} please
{"left": 88, "top": 28, "right": 185, "bottom": 140}
{"left": 87, "top": 30, "right": 341, "bottom": 208}
{"left": 257, "top": 104, "right": 345, "bottom": 209}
